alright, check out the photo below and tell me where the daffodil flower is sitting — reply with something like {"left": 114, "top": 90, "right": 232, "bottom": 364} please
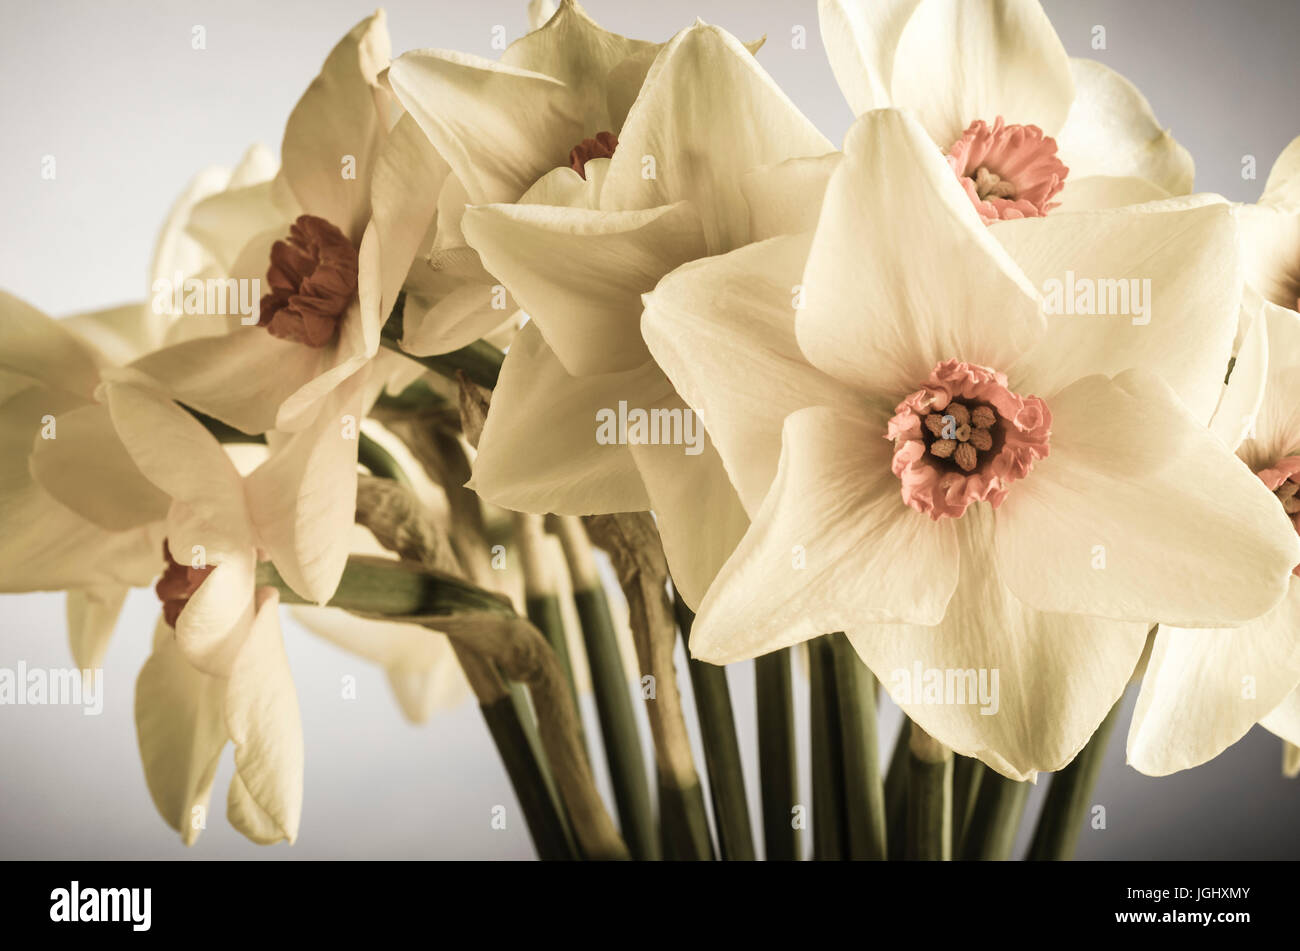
{"left": 1129, "top": 295, "right": 1300, "bottom": 774}
{"left": 641, "top": 108, "right": 1297, "bottom": 779}
{"left": 1238, "top": 135, "right": 1300, "bottom": 317}
{"left": 817, "top": 0, "right": 1192, "bottom": 218}
{"left": 450, "top": 20, "right": 832, "bottom": 607}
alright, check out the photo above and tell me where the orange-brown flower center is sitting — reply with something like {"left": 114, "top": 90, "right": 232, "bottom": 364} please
{"left": 569, "top": 131, "right": 618, "bottom": 179}
{"left": 258, "top": 214, "right": 358, "bottom": 347}
{"left": 155, "top": 541, "right": 214, "bottom": 627}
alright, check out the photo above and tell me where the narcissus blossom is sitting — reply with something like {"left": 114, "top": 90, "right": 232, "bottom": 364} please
{"left": 641, "top": 109, "right": 1297, "bottom": 779}
{"left": 817, "top": 0, "right": 1193, "bottom": 216}
{"left": 1238, "top": 135, "right": 1300, "bottom": 317}
{"left": 456, "top": 20, "right": 832, "bottom": 607}
{"left": 1129, "top": 296, "right": 1300, "bottom": 774}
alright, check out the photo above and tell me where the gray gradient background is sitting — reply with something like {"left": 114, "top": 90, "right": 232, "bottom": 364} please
{"left": 2, "top": 0, "right": 1298, "bottom": 859}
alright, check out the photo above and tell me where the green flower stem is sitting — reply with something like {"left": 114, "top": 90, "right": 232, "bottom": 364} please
{"left": 808, "top": 636, "right": 846, "bottom": 860}
{"left": 258, "top": 555, "right": 514, "bottom": 618}
{"left": 883, "top": 716, "right": 910, "bottom": 860}
{"left": 959, "top": 769, "right": 1030, "bottom": 860}
{"left": 479, "top": 687, "right": 578, "bottom": 860}
{"left": 514, "top": 513, "right": 583, "bottom": 749}
{"left": 1027, "top": 698, "right": 1122, "bottom": 861}
{"left": 754, "top": 648, "right": 800, "bottom": 861}
{"left": 905, "top": 724, "right": 952, "bottom": 861}
{"left": 951, "top": 754, "right": 985, "bottom": 854}
{"left": 674, "top": 594, "right": 756, "bottom": 861}
{"left": 357, "top": 432, "right": 413, "bottom": 489}
{"left": 551, "top": 516, "right": 658, "bottom": 861}
{"left": 828, "top": 633, "right": 886, "bottom": 860}
{"left": 380, "top": 293, "right": 504, "bottom": 390}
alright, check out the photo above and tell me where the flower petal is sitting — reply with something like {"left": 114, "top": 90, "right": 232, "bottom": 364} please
{"left": 387, "top": 49, "right": 584, "bottom": 205}
{"left": 995, "top": 371, "right": 1300, "bottom": 627}
{"left": 1052, "top": 174, "right": 1170, "bottom": 213}
{"left": 890, "top": 0, "right": 1074, "bottom": 145}
{"left": 471, "top": 321, "right": 655, "bottom": 515}
{"left": 1262, "top": 135, "right": 1300, "bottom": 211}
{"left": 796, "top": 108, "right": 1044, "bottom": 400}
{"left": 851, "top": 505, "right": 1147, "bottom": 780}
{"left": 502, "top": 0, "right": 658, "bottom": 132}
{"left": 134, "top": 615, "right": 228, "bottom": 845}
{"left": 224, "top": 587, "right": 304, "bottom": 845}
{"left": 66, "top": 585, "right": 128, "bottom": 670}
{"left": 1055, "top": 59, "right": 1194, "bottom": 196}
{"left": 642, "top": 232, "right": 859, "bottom": 515}
{"left": 0, "top": 291, "right": 103, "bottom": 398}
{"left": 462, "top": 201, "right": 706, "bottom": 375}
{"left": 1262, "top": 690, "right": 1300, "bottom": 749}
{"left": 280, "top": 12, "right": 390, "bottom": 245}
{"left": 29, "top": 402, "right": 171, "bottom": 531}
{"left": 245, "top": 368, "right": 366, "bottom": 604}
{"left": 689, "top": 405, "right": 959, "bottom": 664}
{"left": 1237, "top": 202, "right": 1300, "bottom": 314}
{"left": 995, "top": 198, "right": 1240, "bottom": 422}
{"left": 741, "top": 153, "right": 841, "bottom": 241}
{"left": 818, "top": 0, "right": 923, "bottom": 115}
{"left": 602, "top": 22, "right": 832, "bottom": 253}
{"left": 628, "top": 399, "right": 749, "bottom": 610}
{"left": 1238, "top": 301, "right": 1300, "bottom": 471}
{"left": 1128, "top": 585, "right": 1300, "bottom": 775}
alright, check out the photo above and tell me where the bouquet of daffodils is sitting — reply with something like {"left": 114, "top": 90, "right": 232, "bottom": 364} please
{"left": 4, "top": 0, "right": 1299, "bottom": 860}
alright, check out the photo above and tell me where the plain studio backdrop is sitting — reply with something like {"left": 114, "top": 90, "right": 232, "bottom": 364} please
{"left": 2, "top": 0, "right": 1298, "bottom": 859}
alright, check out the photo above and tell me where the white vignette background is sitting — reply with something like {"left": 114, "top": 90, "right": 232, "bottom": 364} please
{"left": 2, "top": 0, "right": 1299, "bottom": 859}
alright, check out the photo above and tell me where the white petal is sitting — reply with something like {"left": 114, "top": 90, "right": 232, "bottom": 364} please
{"left": 173, "top": 548, "right": 257, "bottom": 678}
{"left": 642, "top": 232, "right": 859, "bottom": 516}
{"left": 796, "top": 109, "right": 1044, "bottom": 400}
{"left": 462, "top": 201, "right": 706, "bottom": 375}
{"left": 1261, "top": 689, "right": 1300, "bottom": 748}
{"left": 29, "top": 402, "right": 170, "bottom": 531}
{"left": 0, "top": 291, "right": 103, "bottom": 397}
{"left": 689, "top": 405, "right": 959, "bottom": 664}
{"left": 995, "top": 371, "right": 1300, "bottom": 626}
{"left": 817, "top": 0, "right": 923, "bottom": 115}
{"left": 66, "top": 585, "right": 128, "bottom": 670}
{"left": 741, "top": 153, "right": 841, "bottom": 241}
{"left": 1128, "top": 585, "right": 1300, "bottom": 775}
{"left": 996, "top": 198, "right": 1240, "bottom": 422}
{"left": 602, "top": 22, "right": 832, "bottom": 253}
{"left": 1209, "top": 291, "right": 1268, "bottom": 451}
{"left": 1238, "top": 301, "right": 1300, "bottom": 471}
{"left": 628, "top": 401, "right": 749, "bottom": 610}
{"left": 471, "top": 322, "right": 656, "bottom": 515}
{"left": 851, "top": 505, "right": 1147, "bottom": 780}
{"left": 1055, "top": 59, "right": 1194, "bottom": 196}
{"left": 1261, "top": 135, "right": 1300, "bottom": 211}
{"left": 1053, "top": 174, "right": 1170, "bottom": 213}
{"left": 387, "top": 49, "right": 583, "bottom": 205}
{"left": 890, "top": 0, "right": 1074, "bottom": 145}
{"left": 1237, "top": 202, "right": 1300, "bottom": 314}
{"left": 245, "top": 369, "right": 366, "bottom": 604}
{"left": 134, "top": 615, "right": 228, "bottom": 845}
{"left": 224, "top": 588, "right": 304, "bottom": 844}
{"left": 279, "top": 12, "right": 390, "bottom": 245}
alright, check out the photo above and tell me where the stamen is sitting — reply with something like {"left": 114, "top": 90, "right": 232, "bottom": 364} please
{"left": 258, "top": 215, "right": 358, "bottom": 347}
{"left": 886, "top": 360, "right": 1052, "bottom": 520}
{"left": 946, "top": 117, "right": 1068, "bottom": 224}
{"left": 155, "top": 541, "right": 214, "bottom": 627}
{"left": 568, "top": 131, "right": 618, "bottom": 179}
{"left": 1255, "top": 456, "right": 1300, "bottom": 575}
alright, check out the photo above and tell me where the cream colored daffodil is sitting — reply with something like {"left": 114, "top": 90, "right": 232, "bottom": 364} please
{"left": 455, "top": 21, "right": 832, "bottom": 608}
{"left": 641, "top": 108, "right": 1297, "bottom": 780}
{"left": 1238, "top": 134, "right": 1300, "bottom": 318}
{"left": 1128, "top": 295, "right": 1300, "bottom": 774}
{"left": 818, "top": 0, "right": 1191, "bottom": 217}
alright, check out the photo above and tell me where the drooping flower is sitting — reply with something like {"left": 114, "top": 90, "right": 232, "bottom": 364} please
{"left": 1128, "top": 295, "right": 1300, "bottom": 774}
{"left": 456, "top": 21, "right": 833, "bottom": 607}
{"left": 641, "top": 108, "right": 1296, "bottom": 779}
{"left": 815, "top": 0, "right": 1193, "bottom": 218}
